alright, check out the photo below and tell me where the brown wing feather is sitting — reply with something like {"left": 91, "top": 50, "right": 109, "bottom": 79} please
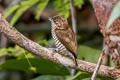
{"left": 55, "top": 24, "right": 78, "bottom": 57}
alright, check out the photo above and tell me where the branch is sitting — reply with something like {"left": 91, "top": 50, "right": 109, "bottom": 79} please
{"left": 0, "top": 14, "right": 120, "bottom": 79}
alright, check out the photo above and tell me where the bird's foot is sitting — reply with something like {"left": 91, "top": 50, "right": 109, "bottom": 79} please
{"left": 48, "top": 48, "right": 59, "bottom": 52}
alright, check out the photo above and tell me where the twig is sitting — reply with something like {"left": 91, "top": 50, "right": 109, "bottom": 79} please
{"left": 69, "top": 0, "right": 77, "bottom": 34}
{"left": 91, "top": 52, "right": 104, "bottom": 80}
{"left": 102, "top": 40, "right": 109, "bottom": 66}
{"left": 69, "top": 0, "right": 77, "bottom": 76}
{"left": 0, "top": 14, "right": 120, "bottom": 78}
{"left": 91, "top": 45, "right": 109, "bottom": 80}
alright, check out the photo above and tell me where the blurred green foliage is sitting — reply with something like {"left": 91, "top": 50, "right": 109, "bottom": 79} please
{"left": 35, "top": 0, "right": 49, "bottom": 20}
{"left": 32, "top": 75, "right": 65, "bottom": 80}
{"left": 0, "top": 45, "right": 113, "bottom": 80}
{"left": 4, "top": 0, "right": 84, "bottom": 25}
{"left": 0, "top": 59, "right": 69, "bottom": 75}
{"left": 68, "top": 72, "right": 113, "bottom": 80}
{"left": 53, "top": 0, "right": 84, "bottom": 18}
{"left": 78, "top": 45, "right": 101, "bottom": 63}
{"left": 0, "top": 46, "right": 69, "bottom": 75}
{"left": 53, "top": 0, "right": 70, "bottom": 18}
{"left": 5, "top": 0, "right": 40, "bottom": 26}
{"left": 31, "top": 71, "right": 113, "bottom": 80}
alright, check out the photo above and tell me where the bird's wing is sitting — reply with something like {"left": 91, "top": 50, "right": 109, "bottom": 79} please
{"left": 55, "top": 24, "right": 78, "bottom": 57}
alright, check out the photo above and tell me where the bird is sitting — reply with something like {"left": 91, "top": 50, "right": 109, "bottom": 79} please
{"left": 49, "top": 16, "right": 78, "bottom": 66}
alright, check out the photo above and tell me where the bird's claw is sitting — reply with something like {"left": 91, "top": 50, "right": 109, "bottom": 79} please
{"left": 48, "top": 48, "right": 59, "bottom": 52}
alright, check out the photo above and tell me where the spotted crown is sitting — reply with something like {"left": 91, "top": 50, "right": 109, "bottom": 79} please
{"left": 49, "top": 16, "right": 68, "bottom": 29}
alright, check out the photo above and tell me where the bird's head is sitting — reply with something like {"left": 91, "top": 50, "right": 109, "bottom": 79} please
{"left": 49, "top": 16, "right": 68, "bottom": 29}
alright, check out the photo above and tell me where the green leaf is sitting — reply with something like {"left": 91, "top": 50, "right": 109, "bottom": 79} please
{"left": 10, "top": 0, "right": 39, "bottom": 26}
{"left": 0, "top": 48, "right": 9, "bottom": 57}
{"left": 3, "top": 5, "right": 20, "bottom": 18}
{"left": 32, "top": 75, "right": 65, "bottom": 80}
{"left": 16, "top": 52, "right": 35, "bottom": 59}
{"left": 66, "top": 72, "right": 91, "bottom": 80}
{"left": 78, "top": 45, "right": 101, "bottom": 63}
{"left": 53, "top": 0, "right": 70, "bottom": 19}
{"left": 69, "top": 71, "right": 82, "bottom": 80}
{"left": 106, "top": 1, "right": 120, "bottom": 29}
{"left": 68, "top": 72, "right": 113, "bottom": 80}
{"left": 0, "top": 58, "right": 69, "bottom": 75}
{"left": 0, "top": 45, "right": 25, "bottom": 57}
{"left": 53, "top": 0, "right": 84, "bottom": 18}
{"left": 74, "top": 0, "right": 84, "bottom": 8}
{"left": 35, "top": 0, "right": 49, "bottom": 20}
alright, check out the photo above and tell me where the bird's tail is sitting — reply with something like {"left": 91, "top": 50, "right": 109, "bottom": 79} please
{"left": 73, "top": 53, "right": 78, "bottom": 66}
{"left": 74, "top": 57, "right": 78, "bottom": 66}
{"left": 70, "top": 53, "right": 78, "bottom": 76}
